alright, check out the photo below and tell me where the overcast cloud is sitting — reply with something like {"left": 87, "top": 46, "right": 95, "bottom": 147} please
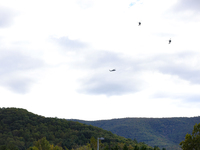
{"left": 0, "top": 49, "right": 45, "bottom": 93}
{"left": 70, "top": 50, "right": 200, "bottom": 96}
{"left": 51, "top": 36, "right": 87, "bottom": 51}
{"left": 173, "top": 0, "right": 200, "bottom": 13}
{"left": 0, "top": 7, "right": 17, "bottom": 28}
{"left": 167, "top": 0, "right": 200, "bottom": 21}
{"left": 0, "top": 0, "right": 200, "bottom": 120}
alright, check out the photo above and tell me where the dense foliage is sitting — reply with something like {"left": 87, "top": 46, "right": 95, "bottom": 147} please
{"left": 0, "top": 108, "right": 154, "bottom": 150}
{"left": 73, "top": 116, "right": 200, "bottom": 149}
{"left": 180, "top": 123, "right": 200, "bottom": 150}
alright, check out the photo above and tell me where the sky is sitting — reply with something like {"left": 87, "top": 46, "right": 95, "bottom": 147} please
{"left": 1, "top": 0, "right": 200, "bottom": 121}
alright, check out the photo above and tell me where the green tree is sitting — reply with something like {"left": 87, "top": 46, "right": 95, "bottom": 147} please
{"left": 153, "top": 146, "right": 160, "bottom": 150}
{"left": 122, "top": 144, "right": 128, "bottom": 150}
{"left": 0, "top": 145, "right": 9, "bottom": 150}
{"left": 90, "top": 137, "right": 97, "bottom": 150}
{"left": 7, "top": 144, "right": 19, "bottom": 150}
{"left": 34, "top": 137, "right": 51, "bottom": 150}
{"left": 133, "top": 139, "right": 138, "bottom": 144}
{"left": 134, "top": 145, "right": 139, "bottom": 150}
{"left": 127, "top": 145, "right": 133, "bottom": 150}
{"left": 113, "top": 145, "right": 118, "bottom": 150}
{"left": 180, "top": 123, "right": 200, "bottom": 150}
{"left": 28, "top": 146, "right": 39, "bottom": 150}
{"left": 53, "top": 146, "right": 63, "bottom": 150}
{"left": 117, "top": 143, "right": 124, "bottom": 150}
{"left": 75, "top": 145, "right": 91, "bottom": 150}
{"left": 140, "top": 145, "right": 147, "bottom": 150}
{"left": 103, "top": 145, "right": 109, "bottom": 150}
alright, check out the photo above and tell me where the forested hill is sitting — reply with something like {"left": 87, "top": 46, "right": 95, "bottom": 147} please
{"left": 72, "top": 117, "right": 200, "bottom": 150}
{"left": 0, "top": 108, "right": 153, "bottom": 150}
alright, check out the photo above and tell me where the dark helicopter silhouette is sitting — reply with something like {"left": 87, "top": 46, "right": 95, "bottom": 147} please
{"left": 109, "top": 69, "right": 116, "bottom": 72}
{"left": 138, "top": 22, "right": 141, "bottom": 26}
{"left": 169, "top": 38, "right": 171, "bottom": 44}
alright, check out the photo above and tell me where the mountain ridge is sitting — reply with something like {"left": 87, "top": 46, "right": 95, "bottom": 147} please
{"left": 0, "top": 107, "right": 154, "bottom": 150}
{"left": 70, "top": 116, "right": 200, "bottom": 149}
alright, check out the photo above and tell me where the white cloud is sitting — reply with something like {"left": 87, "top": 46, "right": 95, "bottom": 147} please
{"left": 0, "top": 49, "right": 45, "bottom": 93}
{"left": 0, "top": 6, "right": 17, "bottom": 28}
{"left": 0, "top": 0, "right": 200, "bottom": 120}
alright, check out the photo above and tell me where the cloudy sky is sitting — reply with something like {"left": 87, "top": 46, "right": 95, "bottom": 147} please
{"left": 1, "top": 0, "right": 200, "bottom": 120}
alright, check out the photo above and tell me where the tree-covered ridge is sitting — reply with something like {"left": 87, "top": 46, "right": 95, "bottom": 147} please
{"left": 72, "top": 117, "right": 200, "bottom": 149}
{"left": 180, "top": 123, "right": 200, "bottom": 150}
{"left": 0, "top": 108, "right": 154, "bottom": 150}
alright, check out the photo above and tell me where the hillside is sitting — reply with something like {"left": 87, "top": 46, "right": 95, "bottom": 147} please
{"left": 72, "top": 117, "right": 200, "bottom": 149}
{"left": 0, "top": 108, "right": 153, "bottom": 150}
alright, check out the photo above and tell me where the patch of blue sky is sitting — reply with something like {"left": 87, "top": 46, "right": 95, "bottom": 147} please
{"left": 129, "top": 2, "right": 136, "bottom": 7}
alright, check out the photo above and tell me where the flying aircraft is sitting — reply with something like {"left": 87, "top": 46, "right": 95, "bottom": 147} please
{"left": 109, "top": 69, "right": 116, "bottom": 72}
{"left": 169, "top": 38, "right": 171, "bottom": 44}
{"left": 138, "top": 22, "right": 141, "bottom": 26}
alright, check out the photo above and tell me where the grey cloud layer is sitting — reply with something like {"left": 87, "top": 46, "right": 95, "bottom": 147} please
{"left": 0, "top": 51, "right": 43, "bottom": 74}
{"left": 173, "top": 0, "right": 200, "bottom": 13}
{"left": 1, "top": 76, "right": 34, "bottom": 94}
{"left": 76, "top": 50, "right": 200, "bottom": 96}
{"left": 0, "top": 7, "right": 17, "bottom": 28}
{"left": 77, "top": 52, "right": 143, "bottom": 96}
{"left": 154, "top": 92, "right": 200, "bottom": 103}
{"left": 167, "top": 0, "right": 200, "bottom": 21}
{"left": 78, "top": 72, "right": 141, "bottom": 96}
{"left": 0, "top": 50, "right": 44, "bottom": 94}
{"left": 154, "top": 52, "right": 200, "bottom": 84}
{"left": 51, "top": 37, "right": 142, "bottom": 96}
{"left": 53, "top": 36, "right": 200, "bottom": 97}
{"left": 51, "top": 36, "right": 87, "bottom": 51}
{"left": 0, "top": 6, "right": 43, "bottom": 94}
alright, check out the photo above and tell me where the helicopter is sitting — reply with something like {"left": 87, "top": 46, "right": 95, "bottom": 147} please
{"left": 138, "top": 22, "right": 141, "bottom": 26}
{"left": 109, "top": 69, "right": 116, "bottom": 72}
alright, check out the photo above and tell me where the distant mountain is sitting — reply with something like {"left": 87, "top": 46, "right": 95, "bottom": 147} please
{"left": 0, "top": 108, "right": 153, "bottom": 150}
{"left": 72, "top": 117, "right": 200, "bottom": 150}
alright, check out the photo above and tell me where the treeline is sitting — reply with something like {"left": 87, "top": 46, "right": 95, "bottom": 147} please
{"left": 74, "top": 117, "right": 200, "bottom": 149}
{"left": 0, "top": 136, "right": 163, "bottom": 150}
{"left": 0, "top": 108, "right": 158, "bottom": 150}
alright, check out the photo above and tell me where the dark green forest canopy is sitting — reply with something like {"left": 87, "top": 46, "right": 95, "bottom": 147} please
{"left": 72, "top": 116, "right": 200, "bottom": 149}
{"left": 0, "top": 108, "right": 152, "bottom": 150}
